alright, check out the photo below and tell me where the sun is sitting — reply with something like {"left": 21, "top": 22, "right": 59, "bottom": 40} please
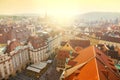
{"left": 36, "top": 0, "right": 80, "bottom": 18}
{"left": 48, "top": 10, "right": 78, "bottom": 18}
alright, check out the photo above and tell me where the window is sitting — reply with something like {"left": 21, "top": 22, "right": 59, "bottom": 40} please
{"left": 4, "top": 66, "right": 7, "bottom": 74}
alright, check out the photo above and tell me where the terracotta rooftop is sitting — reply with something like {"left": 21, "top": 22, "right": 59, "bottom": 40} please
{"left": 64, "top": 46, "right": 120, "bottom": 80}
{"left": 69, "top": 39, "right": 90, "bottom": 49}
{"left": 0, "top": 26, "right": 30, "bottom": 44}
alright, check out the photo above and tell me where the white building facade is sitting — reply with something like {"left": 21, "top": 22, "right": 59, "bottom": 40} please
{"left": 9, "top": 46, "right": 29, "bottom": 74}
{"left": 47, "top": 33, "right": 62, "bottom": 55}
{"left": 0, "top": 41, "right": 30, "bottom": 80}
{"left": 0, "top": 54, "right": 13, "bottom": 80}
{"left": 29, "top": 44, "right": 49, "bottom": 64}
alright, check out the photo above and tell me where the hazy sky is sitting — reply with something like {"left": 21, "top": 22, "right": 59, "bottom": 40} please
{"left": 0, "top": 0, "right": 120, "bottom": 16}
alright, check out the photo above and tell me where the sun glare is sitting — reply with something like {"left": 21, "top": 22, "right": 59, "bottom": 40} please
{"left": 35, "top": 0, "right": 80, "bottom": 18}
{"left": 47, "top": 10, "right": 76, "bottom": 25}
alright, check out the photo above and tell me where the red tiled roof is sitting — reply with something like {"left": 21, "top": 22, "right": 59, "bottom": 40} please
{"left": 69, "top": 39, "right": 90, "bottom": 49}
{"left": 75, "top": 46, "right": 83, "bottom": 52}
{"left": 0, "top": 26, "right": 30, "bottom": 44}
{"left": 101, "top": 35, "right": 120, "bottom": 43}
{"left": 65, "top": 46, "right": 120, "bottom": 80}
{"left": 28, "top": 36, "right": 46, "bottom": 49}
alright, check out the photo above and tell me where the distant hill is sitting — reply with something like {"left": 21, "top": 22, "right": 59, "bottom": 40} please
{"left": 77, "top": 12, "right": 120, "bottom": 22}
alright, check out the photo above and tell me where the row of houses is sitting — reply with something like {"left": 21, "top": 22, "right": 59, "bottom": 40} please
{"left": 0, "top": 25, "right": 30, "bottom": 44}
{"left": 0, "top": 31, "right": 62, "bottom": 80}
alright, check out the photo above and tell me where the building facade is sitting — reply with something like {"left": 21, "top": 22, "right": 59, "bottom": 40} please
{"left": 0, "top": 40, "right": 30, "bottom": 80}
{"left": 0, "top": 54, "right": 13, "bottom": 80}
{"left": 28, "top": 36, "right": 49, "bottom": 64}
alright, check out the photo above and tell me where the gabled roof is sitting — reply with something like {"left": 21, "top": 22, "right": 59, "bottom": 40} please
{"left": 64, "top": 46, "right": 120, "bottom": 80}
{"left": 61, "top": 42, "right": 76, "bottom": 53}
{"left": 61, "top": 39, "right": 90, "bottom": 53}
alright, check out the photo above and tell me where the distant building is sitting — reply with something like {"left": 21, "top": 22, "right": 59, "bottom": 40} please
{"left": 62, "top": 29, "right": 77, "bottom": 41}
{"left": 0, "top": 25, "right": 30, "bottom": 44}
{"left": 26, "top": 24, "right": 36, "bottom": 36}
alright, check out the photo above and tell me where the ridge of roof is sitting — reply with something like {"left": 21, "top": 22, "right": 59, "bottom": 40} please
{"left": 64, "top": 46, "right": 120, "bottom": 80}
{"left": 93, "top": 46, "right": 101, "bottom": 80}
{"left": 63, "top": 54, "right": 96, "bottom": 78}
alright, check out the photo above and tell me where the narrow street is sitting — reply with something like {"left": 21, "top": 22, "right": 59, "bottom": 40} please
{"left": 39, "top": 58, "right": 62, "bottom": 80}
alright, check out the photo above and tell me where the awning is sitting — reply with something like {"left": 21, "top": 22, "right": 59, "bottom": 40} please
{"left": 27, "top": 66, "right": 41, "bottom": 73}
{"left": 26, "top": 62, "right": 47, "bottom": 73}
{"left": 31, "top": 62, "right": 47, "bottom": 69}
